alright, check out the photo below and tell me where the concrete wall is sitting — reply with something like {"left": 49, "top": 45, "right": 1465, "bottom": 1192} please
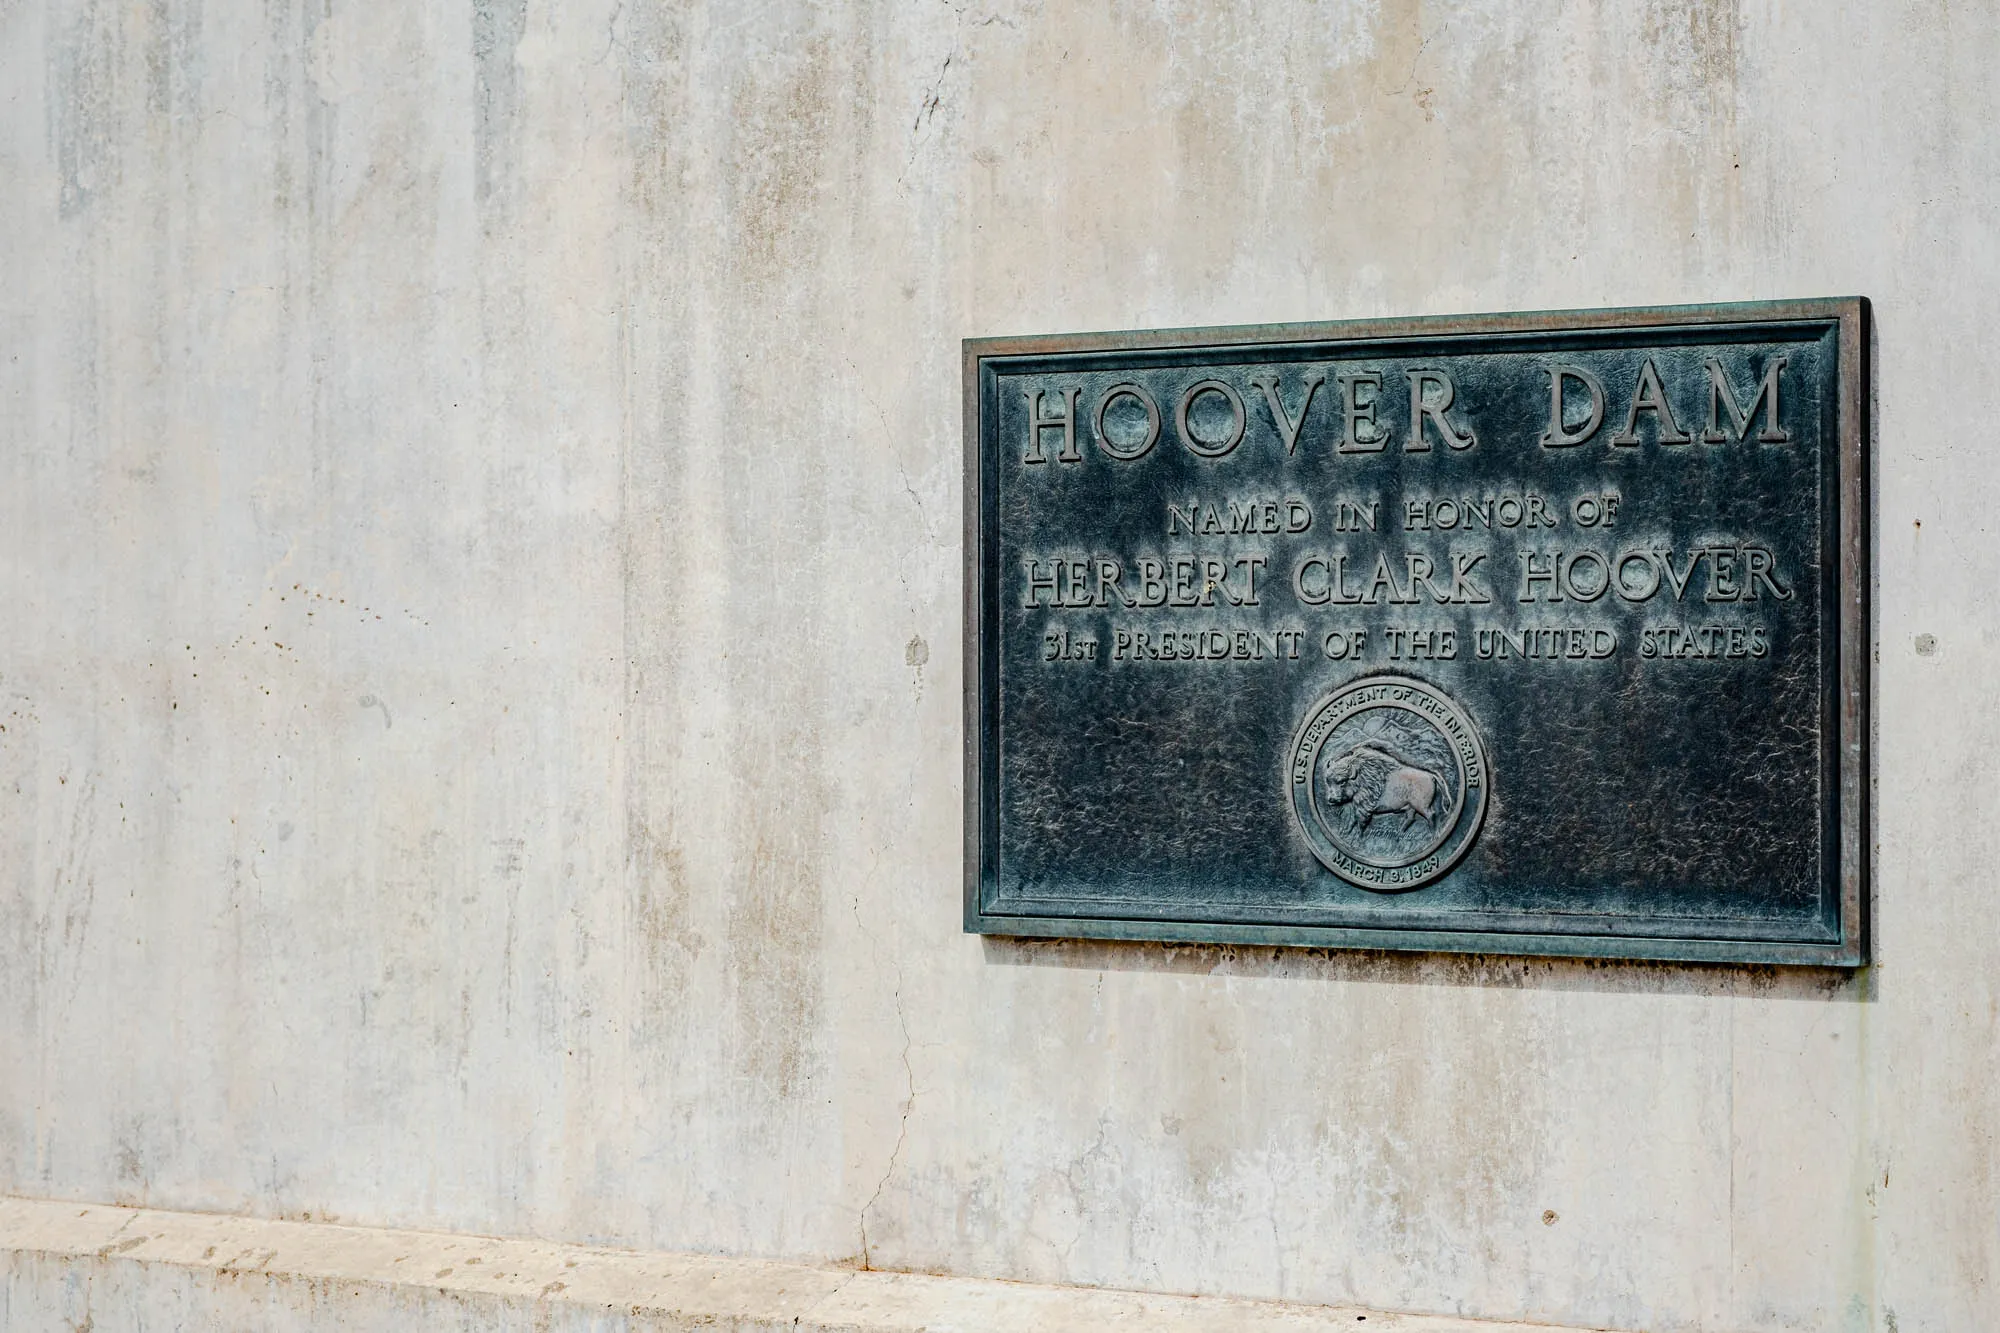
{"left": 0, "top": 1, "right": 1993, "bottom": 1330}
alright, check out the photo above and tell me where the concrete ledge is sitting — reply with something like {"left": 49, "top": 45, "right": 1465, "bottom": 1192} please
{"left": 0, "top": 1196, "right": 1605, "bottom": 1332}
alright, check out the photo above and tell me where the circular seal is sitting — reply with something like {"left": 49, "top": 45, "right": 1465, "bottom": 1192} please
{"left": 1287, "top": 675, "right": 1489, "bottom": 893}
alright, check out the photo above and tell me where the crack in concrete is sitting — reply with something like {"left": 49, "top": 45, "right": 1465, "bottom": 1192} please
{"left": 795, "top": 1267, "right": 862, "bottom": 1326}
{"left": 853, "top": 893, "right": 916, "bottom": 1271}
{"left": 594, "top": 0, "right": 623, "bottom": 65}
{"left": 899, "top": 4, "right": 1012, "bottom": 183}
{"left": 857, "top": 968, "right": 915, "bottom": 1270}
{"left": 842, "top": 354, "right": 935, "bottom": 550}
{"left": 895, "top": 461, "right": 934, "bottom": 545}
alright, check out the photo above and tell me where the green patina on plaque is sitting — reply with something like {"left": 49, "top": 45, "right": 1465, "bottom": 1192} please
{"left": 964, "top": 300, "right": 1869, "bottom": 965}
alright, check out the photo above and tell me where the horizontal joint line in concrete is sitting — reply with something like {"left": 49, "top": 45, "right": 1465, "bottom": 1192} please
{"left": 0, "top": 1195, "right": 1613, "bottom": 1332}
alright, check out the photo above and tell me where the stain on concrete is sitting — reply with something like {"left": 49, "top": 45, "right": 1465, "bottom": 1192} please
{"left": 51, "top": 0, "right": 116, "bottom": 220}
{"left": 472, "top": 0, "right": 528, "bottom": 220}
{"left": 714, "top": 21, "right": 845, "bottom": 1119}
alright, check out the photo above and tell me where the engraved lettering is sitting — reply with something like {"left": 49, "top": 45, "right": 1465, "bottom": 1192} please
{"left": 1614, "top": 550, "right": 1661, "bottom": 600}
{"left": 1337, "top": 370, "right": 1388, "bottom": 453}
{"left": 1362, "top": 551, "right": 1412, "bottom": 605}
{"left": 1571, "top": 492, "right": 1622, "bottom": 527}
{"left": 1022, "top": 387, "right": 1082, "bottom": 464}
{"left": 1448, "top": 551, "right": 1492, "bottom": 604}
{"left": 1611, "top": 358, "right": 1691, "bottom": 446}
{"left": 1541, "top": 366, "right": 1605, "bottom": 447}
{"left": 1704, "top": 357, "right": 1790, "bottom": 443}
{"left": 1640, "top": 621, "right": 1771, "bottom": 660}
{"left": 1331, "top": 500, "right": 1375, "bottom": 531}
{"left": 1658, "top": 548, "right": 1703, "bottom": 601}
{"left": 1199, "top": 557, "right": 1233, "bottom": 606}
{"left": 1406, "top": 369, "right": 1475, "bottom": 451}
{"left": 1707, "top": 547, "right": 1741, "bottom": 601}
{"left": 1062, "top": 558, "right": 1091, "bottom": 607}
{"left": 1408, "top": 493, "right": 1557, "bottom": 531}
{"left": 1295, "top": 557, "right": 1331, "bottom": 607}
{"left": 1170, "top": 497, "right": 1317, "bottom": 536}
{"left": 1561, "top": 550, "right": 1611, "bottom": 601}
{"left": 1251, "top": 372, "right": 1324, "bottom": 457}
{"left": 1386, "top": 626, "right": 1459, "bottom": 660}
{"left": 1177, "top": 379, "right": 1248, "bottom": 458}
{"left": 1042, "top": 628, "right": 1097, "bottom": 661}
{"left": 1406, "top": 553, "right": 1452, "bottom": 603}
{"left": 1742, "top": 545, "right": 1792, "bottom": 600}
{"left": 1332, "top": 553, "right": 1363, "bottom": 604}
{"left": 1472, "top": 626, "right": 1617, "bottom": 661}
{"left": 1323, "top": 629, "right": 1367, "bottom": 659}
{"left": 1094, "top": 383, "right": 1162, "bottom": 460}
{"left": 1023, "top": 558, "right": 1060, "bottom": 608}
{"left": 1235, "top": 556, "right": 1268, "bottom": 606}
{"left": 1296, "top": 552, "right": 1365, "bottom": 606}
{"left": 1096, "top": 557, "right": 1132, "bottom": 608}
{"left": 1110, "top": 625, "right": 1310, "bottom": 663}
{"left": 1520, "top": 549, "right": 1562, "bottom": 602}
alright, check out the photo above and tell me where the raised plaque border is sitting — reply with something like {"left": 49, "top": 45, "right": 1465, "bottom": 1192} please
{"left": 963, "top": 299, "right": 1869, "bottom": 967}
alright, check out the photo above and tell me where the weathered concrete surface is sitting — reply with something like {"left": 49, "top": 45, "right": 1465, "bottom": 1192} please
{"left": 0, "top": 1195, "right": 1594, "bottom": 1331}
{"left": 0, "top": 0, "right": 1993, "bottom": 1330}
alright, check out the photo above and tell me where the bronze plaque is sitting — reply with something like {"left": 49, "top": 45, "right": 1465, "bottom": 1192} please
{"left": 963, "top": 300, "right": 1868, "bottom": 964}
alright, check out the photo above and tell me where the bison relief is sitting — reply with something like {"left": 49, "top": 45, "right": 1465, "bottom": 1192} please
{"left": 1323, "top": 743, "right": 1452, "bottom": 832}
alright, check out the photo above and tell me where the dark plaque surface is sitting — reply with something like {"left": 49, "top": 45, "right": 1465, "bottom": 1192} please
{"left": 963, "top": 300, "right": 1868, "bottom": 965}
